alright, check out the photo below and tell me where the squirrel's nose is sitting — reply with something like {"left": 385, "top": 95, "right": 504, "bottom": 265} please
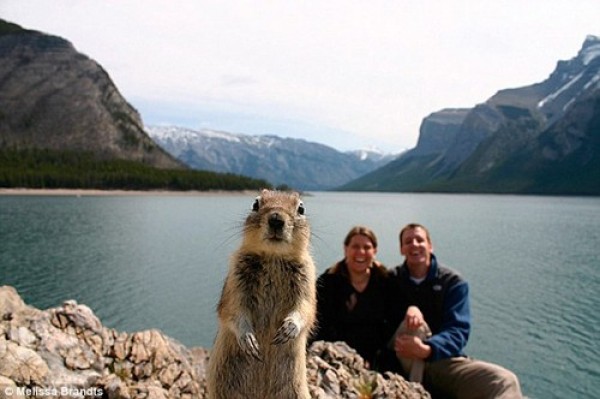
{"left": 268, "top": 213, "right": 285, "bottom": 230}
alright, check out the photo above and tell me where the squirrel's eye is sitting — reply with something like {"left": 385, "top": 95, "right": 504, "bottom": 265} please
{"left": 252, "top": 198, "right": 260, "bottom": 212}
{"left": 297, "top": 202, "right": 305, "bottom": 215}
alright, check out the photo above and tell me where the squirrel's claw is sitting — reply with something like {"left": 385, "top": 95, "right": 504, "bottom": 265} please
{"left": 272, "top": 317, "right": 300, "bottom": 345}
{"left": 239, "top": 332, "right": 263, "bottom": 361}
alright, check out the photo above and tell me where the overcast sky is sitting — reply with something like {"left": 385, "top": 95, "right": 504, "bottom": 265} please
{"left": 2, "top": 1, "right": 598, "bottom": 152}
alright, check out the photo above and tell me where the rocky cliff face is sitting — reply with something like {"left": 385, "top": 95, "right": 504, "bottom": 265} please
{"left": 0, "top": 20, "right": 181, "bottom": 169}
{"left": 412, "top": 108, "right": 469, "bottom": 157}
{"left": 442, "top": 36, "right": 600, "bottom": 175}
{"left": 341, "top": 35, "right": 600, "bottom": 194}
{"left": 0, "top": 286, "right": 430, "bottom": 399}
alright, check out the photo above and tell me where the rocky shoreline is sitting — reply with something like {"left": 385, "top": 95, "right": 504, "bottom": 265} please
{"left": 0, "top": 286, "right": 430, "bottom": 398}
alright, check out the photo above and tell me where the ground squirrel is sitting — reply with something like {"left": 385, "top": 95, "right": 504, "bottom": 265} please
{"left": 207, "top": 189, "right": 317, "bottom": 399}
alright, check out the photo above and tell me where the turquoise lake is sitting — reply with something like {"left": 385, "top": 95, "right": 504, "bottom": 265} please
{"left": 1, "top": 191, "right": 598, "bottom": 398}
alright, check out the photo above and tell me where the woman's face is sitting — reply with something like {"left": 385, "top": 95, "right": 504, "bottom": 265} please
{"left": 344, "top": 234, "right": 377, "bottom": 274}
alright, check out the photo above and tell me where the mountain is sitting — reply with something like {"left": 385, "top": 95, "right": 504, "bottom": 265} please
{"left": 0, "top": 19, "right": 271, "bottom": 191}
{"left": 0, "top": 19, "right": 180, "bottom": 169}
{"left": 341, "top": 35, "right": 600, "bottom": 195}
{"left": 147, "top": 126, "right": 398, "bottom": 191}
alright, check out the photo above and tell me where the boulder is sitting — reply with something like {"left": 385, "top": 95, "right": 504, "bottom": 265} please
{"left": 0, "top": 286, "right": 430, "bottom": 398}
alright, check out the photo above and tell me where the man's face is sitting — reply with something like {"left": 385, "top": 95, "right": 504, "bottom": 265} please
{"left": 400, "top": 227, "right": 433, "bottom": 267}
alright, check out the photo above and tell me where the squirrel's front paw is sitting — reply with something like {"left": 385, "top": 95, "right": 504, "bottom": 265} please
{"left": 272, "top": 317, "right": 300, "bottom": 345}
{"left": 239, "top": 332, "right": 262, "bottom": 361}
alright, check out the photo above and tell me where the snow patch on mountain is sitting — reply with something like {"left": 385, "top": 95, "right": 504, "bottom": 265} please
{"left": 145, "top": 125, "right": 398, "bottom": 190}
{"left": 347, "top": 146, "right": 403, "bottom": 162}
{"left": 581, "top": 35, "right": 600, "bottom": 66}
{"left": 584, "top": 73, "right": 600, "bottom": 91}
{"left": 538, "top": 72, "right": 584, "bottom": 108}
{"left": 149, "top": 126, "right": 242, "bottom": 143}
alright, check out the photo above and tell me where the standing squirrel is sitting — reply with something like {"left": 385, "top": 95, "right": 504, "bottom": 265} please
{"left": 207, "top": 189, "right": 317, "bottom": 399}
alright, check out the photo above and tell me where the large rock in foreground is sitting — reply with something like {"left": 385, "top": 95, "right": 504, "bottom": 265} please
{"left": 0, "top": 286, "right": 429, "bottom": 398}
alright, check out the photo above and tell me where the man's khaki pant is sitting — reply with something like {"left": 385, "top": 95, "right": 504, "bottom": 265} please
{"left": 390, "top": 321, "right": 523, "bottom": 398}
{"left": 424, "top": 356, "right": 522, "bottom": 399}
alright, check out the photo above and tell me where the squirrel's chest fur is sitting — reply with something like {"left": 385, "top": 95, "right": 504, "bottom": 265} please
{"left": 233, "top": 253, "right": 309, "bottom": 331}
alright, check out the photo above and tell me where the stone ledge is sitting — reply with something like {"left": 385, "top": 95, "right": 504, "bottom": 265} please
{"left": 0, "top": 286, "right": 429, "bottom": 398}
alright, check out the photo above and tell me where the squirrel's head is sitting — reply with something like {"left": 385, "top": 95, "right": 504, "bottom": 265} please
{"left": 242, "top": 189, "right": 310, "bottom": 257}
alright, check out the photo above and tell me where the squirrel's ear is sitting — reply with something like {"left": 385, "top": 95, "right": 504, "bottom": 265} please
{"left": 252, "top": 197, "right": 260, "bottom": 212}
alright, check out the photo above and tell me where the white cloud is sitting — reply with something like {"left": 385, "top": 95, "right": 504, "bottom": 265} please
{"left": 2, "top": 0, "right": 599, "bottom": 151}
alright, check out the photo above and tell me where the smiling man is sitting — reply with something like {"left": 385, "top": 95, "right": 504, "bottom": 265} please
{"left": 387, "top": 223, "right": 523, "bottom": 399}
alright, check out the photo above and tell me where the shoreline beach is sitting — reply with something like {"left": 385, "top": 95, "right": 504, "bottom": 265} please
{"left": 0, "top": 188, "right": 257, "bottom": 197}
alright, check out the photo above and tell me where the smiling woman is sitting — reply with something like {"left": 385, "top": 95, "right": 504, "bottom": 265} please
{"left": 311, "top": 225, "right": 391, "bottom": 370}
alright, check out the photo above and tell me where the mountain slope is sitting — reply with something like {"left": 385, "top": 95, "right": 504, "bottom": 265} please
{"left": 0, "top": 19, "right": 272, "bottom": 191}
{"left": 470, "top": 84, "right": 600, "bottom": 195}
{"left": 341, "top": 35, "right": 600, "bottom": 195}
{"left": 339, "top": 108, "right": 468, "bottom": 191}
{"left": 0, "top": 19, "right": 181, "bottom": 169}
{"left": 147, "top": 126, "right": 397, "bottom": 191}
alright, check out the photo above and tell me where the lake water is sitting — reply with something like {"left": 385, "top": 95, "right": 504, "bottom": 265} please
{"left": 0, "top": 191, "right": 598, "bottom": 398}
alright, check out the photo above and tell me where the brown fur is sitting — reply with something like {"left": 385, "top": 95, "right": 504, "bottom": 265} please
{"left": 207, "top": 189, "right": 317, "bottom": 399}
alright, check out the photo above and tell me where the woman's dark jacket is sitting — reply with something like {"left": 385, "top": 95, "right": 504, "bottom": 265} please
{"left": 312, "top": 260, "right": 390, "bottom": 368}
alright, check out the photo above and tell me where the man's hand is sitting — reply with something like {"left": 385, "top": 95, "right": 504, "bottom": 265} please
{"left": 394, "top": 334, "right": 432, "bottom": 360}
{"left": 404, "top": 305, "right": 425, "bottom": 330}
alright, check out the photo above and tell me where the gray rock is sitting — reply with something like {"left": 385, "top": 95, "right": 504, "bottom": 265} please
{"left": 0, "top": 337, "right": 49, "bottom": 385}
{"left": 0, "top": 285, "right": 430, "bottom": 398}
